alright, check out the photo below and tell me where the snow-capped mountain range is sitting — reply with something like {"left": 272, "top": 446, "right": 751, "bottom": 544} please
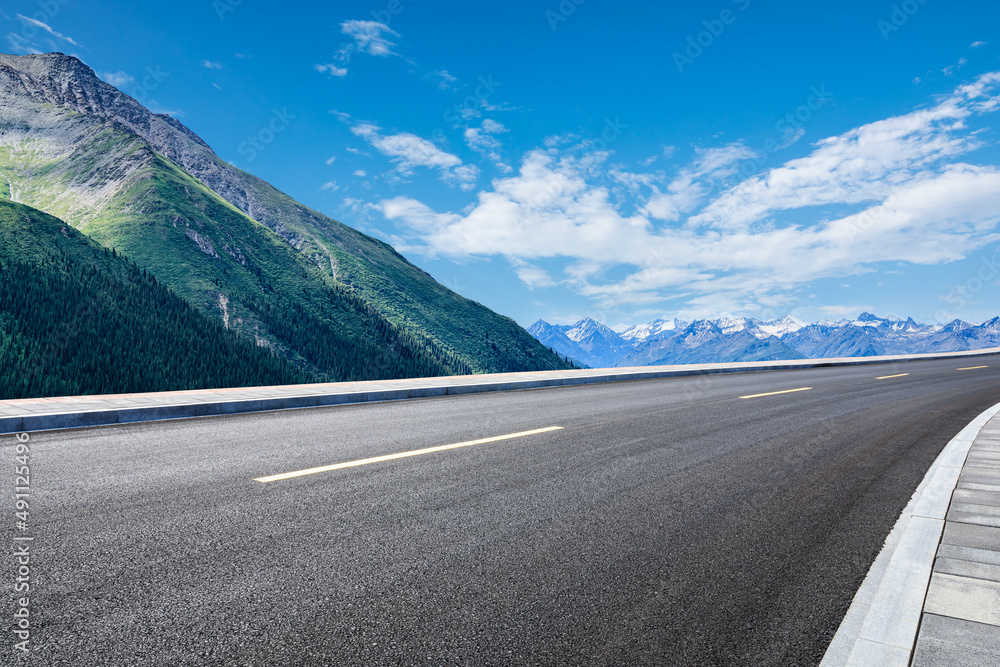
{"left": 528, "top": 313, "right": 1000, "bottom": 368}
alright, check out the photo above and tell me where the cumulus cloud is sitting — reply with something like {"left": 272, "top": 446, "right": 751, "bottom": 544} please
{"left": 691, "top": 74, "right": 1000, "bottom": 230}
{"left": 375, "top": 72, "right": 1000, "bottom": 314}
{"left": 202, "top": 60, "right": 223, "bottom": 69}
{"left": 337, "top": 113, "right": 479, "bottom": 190}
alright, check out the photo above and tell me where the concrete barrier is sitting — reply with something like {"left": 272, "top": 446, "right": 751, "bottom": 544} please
{"left": 2, "top": 347, "right": 998, "bottom": 435}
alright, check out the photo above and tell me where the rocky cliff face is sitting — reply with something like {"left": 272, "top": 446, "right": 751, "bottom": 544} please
{"left": 0, "top": 59, "right": 149, "bottom": 226}
{"left": 0, "top": 52, "right": 210, "bottom": 155}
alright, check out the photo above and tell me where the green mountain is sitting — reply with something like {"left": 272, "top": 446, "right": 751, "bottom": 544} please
{"left": 0, "top": 199, "right": 309, "bottom": 398}
{"left": 0, "top": 52, "right": 570, "bottom": 382}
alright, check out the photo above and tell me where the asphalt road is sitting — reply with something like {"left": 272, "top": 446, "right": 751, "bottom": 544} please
{"left": 4, "top": 356, "right": 1000, "bottom": 666}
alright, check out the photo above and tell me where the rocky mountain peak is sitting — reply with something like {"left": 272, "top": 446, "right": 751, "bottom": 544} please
{"left": 529, "top": 313, "right": 1000, "bottom": 369}
{"left": 566, "top": 317, "right": 622, "bottom": 343}
{"left": 0, "top": 51, "right": 211, "bottom": 154}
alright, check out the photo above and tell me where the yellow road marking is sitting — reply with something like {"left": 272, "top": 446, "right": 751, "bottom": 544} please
{"left": 253, "top": 426, "right": 565, "bottom": 483}
{"left": 958, "top": 366, "right": 988, "bottom": 371}
{"left": 876, "top": 373, "right": 910, "bottom": 380}
{"left": 739, "top": 387, "right": 812, "bottom": 399}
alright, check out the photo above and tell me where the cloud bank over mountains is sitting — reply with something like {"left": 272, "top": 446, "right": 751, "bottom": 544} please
{"left": 370, "top": 72, "right": 1000, "bottom": 320}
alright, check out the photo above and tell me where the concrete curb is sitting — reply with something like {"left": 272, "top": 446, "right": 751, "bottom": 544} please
{"left": 820, "top": 401, "right": 1000, "bottom": 666}
{"left": 1, "top": 347, "right": 998, "bottom": 435}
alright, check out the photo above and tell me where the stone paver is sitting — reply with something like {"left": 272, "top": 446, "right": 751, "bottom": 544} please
{"left": 912, "top": 614, "right": 1000, "bottom": 666}
{"left": 913, "top": 414, "right": 1000, "bottom": 666}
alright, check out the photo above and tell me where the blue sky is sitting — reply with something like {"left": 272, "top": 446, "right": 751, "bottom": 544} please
{"left": 4, "top": 0, "right": 1000, "bottom": 328}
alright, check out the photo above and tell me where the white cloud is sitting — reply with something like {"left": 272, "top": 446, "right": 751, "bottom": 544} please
{"left": 691, "top": 75, "right": 1000, "bottom": 230}
{"left": 15, "top": 14, "right": 79, "bottom": 47}
{"left": 645, "top": 144, "right": 756, "bottom": 222}
{"left": 101, "top": 71, "right": 134, "bottom": 88}
{"left": 483, "top": 101, "right": 521, "bottom": 113}
{"left": 316, "top": 20, "right": 400, "bottom": 79}
{"left": 481, "top": 119, "right": 506, "bottom": 134}
{"left": 943, "top": 59, "right": 967, "bottom": 77}
{"left": 316, "top": 63, "right": 348, "bottom": 77}
{"left": 464, "top": 119, "right": 510, "bottom": 173}
{"left": 375, "top": 72, "right": 1000, "bottom": 311}
{"left": 354, "top": 169, "right": 368, "bottom": 177}
{"left": 971, "top": 41, "right": 987, "bottom": 48}
{"left": 428, "top": 69, "right": 458, "bottom": 90}
{"left": 234, "top": 52, "right": 252, "bottom": 58}
{"left": 4, "top": 32, "right": 41, "bottom": 54}
{"left": 352, "top": 123, "right": 459, "bottom": 171}
{"left": 508, "top": 258, "right": 556, "bottom": 289}
{"left": 325, "top": 156, "right": 336, "bottom": 165}
{"left": 340, "top": 20, "right": 399, "bottom": 57}
{"left": 202, "top": 60, "right": 223, "bottom": 69}
{"left": 339, "top": 115, "right": 479, "bottom": 189}
{"left": 321, "top": 181, "right": 339, "bottom": 191}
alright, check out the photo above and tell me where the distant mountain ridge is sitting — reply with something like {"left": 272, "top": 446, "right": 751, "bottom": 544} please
{"left": 528, "top": 313, "right": 1000, "bottom": 368}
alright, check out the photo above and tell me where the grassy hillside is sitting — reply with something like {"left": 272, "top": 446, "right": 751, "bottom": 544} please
{"left": 0, "top": 52, "right": 573, "bottom": 375}
{"left": 78, "top": 151, "right": 472, "bottom": 382}
{"left": 0, "top": 200, "right": 308, "bottom": 398}
{"left": 227, "top": 165, "right": 573, "bottom": 373}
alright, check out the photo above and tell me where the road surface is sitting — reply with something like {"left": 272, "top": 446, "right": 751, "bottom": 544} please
{"left": 4, "top": 356, "right": 999, "bottom": 665}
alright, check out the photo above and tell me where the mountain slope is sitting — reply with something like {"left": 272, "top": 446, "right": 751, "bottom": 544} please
{"left": 0, "top": 52, "right": 568, "bottom": 375}
{"left": 0, "top": 97, "right": 469, "bottom": 381}
{"left": 0, "top": 199, "right": 307, "bottom": 398}
{"left": 527, "top": 320, "right": 590, "bottom": 367}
